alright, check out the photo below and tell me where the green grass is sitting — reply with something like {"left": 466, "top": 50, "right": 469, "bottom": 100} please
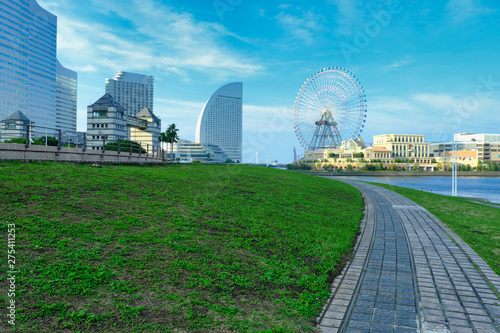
{"left": 366, "top": 182, "right": 500, "bottom": 276}
{"left": 0, "top": 162, "right": 363, "bottom": 332}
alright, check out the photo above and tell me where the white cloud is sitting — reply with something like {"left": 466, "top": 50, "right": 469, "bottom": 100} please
{"left": 382, "top": 57, "right": 416, "bottom": 72}
{"left": 329, "top": 0, "right": 363, "bottom": 36}
{"left": 275, "top": 10, "right": 325, "bottom": 46}
{"left": 412, "top": 93, "right": 459, "bottom": 109}
{"left": 51, "top": 0, "right": 264, "bottom": 81}
{"left": 446, "top": 0, "right": 496, "bottom": 22}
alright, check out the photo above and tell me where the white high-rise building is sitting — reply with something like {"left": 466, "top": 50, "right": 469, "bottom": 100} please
{"left": 105, "top": 72, "right": 154, "bottom": 117}
{"left": 195, "top": 82, "right": 242, "bottom": 162}
{"left": 0, "top": 0, "right": 77, "bottom": 137}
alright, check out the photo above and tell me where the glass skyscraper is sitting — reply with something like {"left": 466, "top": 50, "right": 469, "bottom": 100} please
{"left": 0, "top": 0, "right": 76, "bottom": 137}
{"left": 56, "top": 60, "right": 77, "bottom": 132}
{"left": 105, "top": 71, "right": 154, "bottom": 117}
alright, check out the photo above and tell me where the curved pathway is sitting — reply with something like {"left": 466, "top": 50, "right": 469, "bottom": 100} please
{"left": 318, "top": 179, "right": 500, "bottom": 333}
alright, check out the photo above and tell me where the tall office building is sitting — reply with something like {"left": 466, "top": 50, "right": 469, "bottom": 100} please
{"left": 55, "top": 60, "right": 77, "bottom": 132}
{"left": 105, "top": 72, "right": 154, "bottom": 117}
{"left": 195, "top": 82, "right": 242, "bottom": 162}
{"left": 0, "top": 0, "right": 77, "bottom": 137}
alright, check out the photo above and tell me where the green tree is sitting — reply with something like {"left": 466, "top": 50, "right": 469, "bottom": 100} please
{"left": 165, "top": 124, "right": 179, "bottom": 162}
{"left": 356, "top": 152, "right": 364, "bottom": 158}
{"left": 41, "top": 136, "right": 59, "bottom": 146}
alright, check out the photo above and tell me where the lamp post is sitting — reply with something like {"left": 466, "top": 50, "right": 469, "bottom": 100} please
{"left": 452, "top": 141, "right": 457, "bottom": 197}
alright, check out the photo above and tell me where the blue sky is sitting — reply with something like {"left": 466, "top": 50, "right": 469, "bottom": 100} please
{"left": 38, "top": 0, "right": 500, "bottom": 163}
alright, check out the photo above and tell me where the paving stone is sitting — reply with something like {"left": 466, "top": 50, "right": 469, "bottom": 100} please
{"left": 396, "top": 311, "right": 417, "bottom": 320}
{"left": 373, "top": 315, "right": 395, "bottom": 325}
{"left": 320, "top": 318, "right": 342, "bottom": 327}
{"left": 448, "top": 325, "right": 474, "bottom": 333}
{"left": 395, "top": 317, "right": 418, "bottom": 328}
{"left": 319, "top": 326, "right": 338, "bottom": 333}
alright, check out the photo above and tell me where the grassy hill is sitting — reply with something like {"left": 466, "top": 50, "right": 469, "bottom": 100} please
{"left": 0, "top": 162, "right": 364, "bottom": 332}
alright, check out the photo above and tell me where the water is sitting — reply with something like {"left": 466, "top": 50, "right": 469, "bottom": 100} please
{"left": 336, "top": 176, "right": 500, "bottom": 204}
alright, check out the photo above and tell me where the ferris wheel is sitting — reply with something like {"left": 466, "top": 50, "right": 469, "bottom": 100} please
{"left": 293, "top": 67, "right": 367, "bottom": 151}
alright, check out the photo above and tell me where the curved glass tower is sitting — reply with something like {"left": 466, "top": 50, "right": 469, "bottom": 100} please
{"left": 195, "top": 82, "right": 242, "bottom": 162}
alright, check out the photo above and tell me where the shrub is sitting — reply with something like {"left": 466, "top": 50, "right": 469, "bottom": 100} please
{"left": 104, "top": 140, "right": 146, "bottom": 154}
{"left": 4, "top": 138, "right": 44, "bottom": 145}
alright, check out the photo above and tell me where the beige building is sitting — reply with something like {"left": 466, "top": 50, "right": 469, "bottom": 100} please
{"left": 435, "top": 150, "right": 478, "bottom": 167}
{"left": 373, "top": 134, "right": 430, "bottom": 161}
{"left": 129, "top": 107, "right": 161, "bottom": 153}
{"left": 364, "top": 147, "right": 392, "bottom": 160}
{"left": 304, "top": 138, "right": 365, "bottom": 161}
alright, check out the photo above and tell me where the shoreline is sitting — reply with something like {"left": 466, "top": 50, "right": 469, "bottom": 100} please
{"left": 293, "top": 170, "right": 500, "bottom": 177}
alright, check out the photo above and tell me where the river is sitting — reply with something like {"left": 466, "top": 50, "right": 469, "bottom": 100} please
{"left": 335, "top": 176, "right": 500, "bottom": 204}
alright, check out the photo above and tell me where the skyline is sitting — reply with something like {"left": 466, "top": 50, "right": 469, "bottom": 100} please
{"left": 38, "top": 0, "right": 500, "bottom": 163}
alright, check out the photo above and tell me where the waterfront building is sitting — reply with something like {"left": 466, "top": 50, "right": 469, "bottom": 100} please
{"left": 105, "top": 72, "right": 154, "bottom": 117}
{"left": 373, "top": 134, "right": 429, "bottom": 160}
{"left": 0, "top": 111, "right": 30, "bottom": 142}
{"left": 454, "top": 133, "right": 500, "bottom": 143}
{"left": 195, "top": 82, "right": 242, "bottom": 162}
{"left": 430, "top": 133, "right": 500, "bottom": 163}
{"left": 55, "top": 60, "right": 77, "bottom": 132}
{"left": 87, "top": 94, "right": 128, "bottom": 150}
{"left": 162, "top": 139, "right": 229, "bottom": 162}
{"left": 454, "top": 133, "right": 500, "bottom": 163}
{"left": 0, "top": 0, "right": 77, "bottom": 139}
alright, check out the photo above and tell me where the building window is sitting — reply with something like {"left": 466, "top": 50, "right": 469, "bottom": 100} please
{"left": 7, "top": 124, "right": 16, "bottom": 129}
{"left": 93, "top": 111, "right": 107, "bottom": 117}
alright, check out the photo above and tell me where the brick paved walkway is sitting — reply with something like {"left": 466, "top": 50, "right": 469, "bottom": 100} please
{"left": 318, "top": 179, "right": 500, "bottom": 333}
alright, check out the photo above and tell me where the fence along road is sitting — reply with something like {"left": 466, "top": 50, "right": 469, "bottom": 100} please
{"left": 318, "top": 179, "right": 500, "bottom": 333}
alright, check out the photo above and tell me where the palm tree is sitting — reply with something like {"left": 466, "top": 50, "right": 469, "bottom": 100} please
{"left": 166, "top": 123, "right": 179, "bottom": 162}
{"left": 158, "top": 131, "right": 168, "bottom": 161}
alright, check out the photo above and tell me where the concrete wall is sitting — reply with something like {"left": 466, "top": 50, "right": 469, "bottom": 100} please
{"left": 0, "top": 143, "right": 164, "bottom": 163}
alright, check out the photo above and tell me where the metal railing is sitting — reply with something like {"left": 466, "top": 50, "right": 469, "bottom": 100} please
{"left": 18, "top": 124, "right": 165, "bottom": 161}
